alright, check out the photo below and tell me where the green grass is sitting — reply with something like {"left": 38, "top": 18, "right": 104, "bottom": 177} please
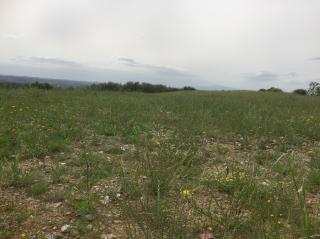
{"left": 1, "top": 88, "right": 320, "bottom": 238}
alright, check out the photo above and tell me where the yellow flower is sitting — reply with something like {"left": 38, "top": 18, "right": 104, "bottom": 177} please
{"left": 181, "top": 189, "right": 191, "bottom": 196}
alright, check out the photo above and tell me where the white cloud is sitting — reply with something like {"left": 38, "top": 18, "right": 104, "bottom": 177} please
{"left": 2, "top": 33, "right": 25, "bottom": 39}
{"left": 118, "top": 58, "right": 194, "bottom": 77}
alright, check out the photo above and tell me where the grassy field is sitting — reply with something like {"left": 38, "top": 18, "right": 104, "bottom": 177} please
{"left": 1, "top": 88, "right": 320, "bottom": 239}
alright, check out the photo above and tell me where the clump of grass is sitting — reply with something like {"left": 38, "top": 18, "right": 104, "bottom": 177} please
{"left": 27, "top": 181, "right": 49, "bottom": 197}
{"left": 106, "top": 147, "right": 124, "bottom": 154}
{"left": 0, "top": 156, "right": 36, "bottom": 188}
{"left": 209, "top": 169, "right": 248, "bottom": 194}
{"left": 51, "top": 163, "right": 67, "bottom": 184}
{"left": 307, "top": 170, "right": 320, "bottom": 190}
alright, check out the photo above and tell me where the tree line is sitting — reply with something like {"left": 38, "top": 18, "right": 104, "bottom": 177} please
{"left": 89, "top": 81, "right": 195, "bottom": 93}
{"left": 0, "top": 81, "right": 196, "bottom": 92}
{"left": 0, "top": 81, "right": 53, "bottom": 90}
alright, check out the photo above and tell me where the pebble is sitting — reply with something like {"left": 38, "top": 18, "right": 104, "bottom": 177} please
{"left": 84, "top": 214, "right": 94, "bottom": 222}
{"left": 100, "top": 195, "right": 110, "bottom": 205}
{"left": 100, "top": 234, "right": 115, "bottom": 239}
{"left": 199, "top": 232, "right": 214, "bottom": 239}
{"left": 61, "top": 224, "right": 71, "bottom": 233}
{"left": 86, "top": 224, "right": 93, "bottom": 231}
{"left": 53, "top": 202, "right": 63, "bottom": 208}
{"left": 46, "top": 232, "right": 63, "bottom": 239}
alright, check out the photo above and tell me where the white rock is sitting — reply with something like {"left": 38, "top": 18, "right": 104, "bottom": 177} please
{"left": 53, "top": 202, "right": 62, "bottom": 208}
{"left": 100, "top": 195, "right": 110, "bottom": 205}
{"left": 86, "top": 224, "right": 93, "bottom": 231}
{"left": 61, "top": 224, "right": 71, "bottom": 233}
{"left": 100, "top": 234, "right": 115, "bottom": 239}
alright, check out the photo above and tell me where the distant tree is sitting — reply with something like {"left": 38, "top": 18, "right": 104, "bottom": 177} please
{"left": 89, "top": 81, "right": 180, "bottom": 93}
{"left": 0, "top": 82, "right": 24, "bottom": 88}
{"left": 267, "top": 87, "right": 283, "bottom": 92}
{"left": 308, "top": 81, "right": 320, "bottom": 96}
{"left": 293, "top": 89, "right": 307, "bottom": 95}
{"left": 123, "top": 81, "right": 140, "bottom": 91}
{"left": 183, "top": 86, "right": 196, "bottom": 91}
{"left": 259, "top": 89, "right": 266, "bottom": 92}
{"left": 31, "top": 81, "right": 53, "bottom": 90}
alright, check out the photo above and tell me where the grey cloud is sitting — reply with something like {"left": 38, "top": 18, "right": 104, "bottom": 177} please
{"left": 244, "top": 71, "right": 279, "bottom": 82}
{"left": 16, "top": 56, "right": 83, "bottom": 68}
{"left": 118, "top": 57, "right": 194, "bottom": 77}
{"left": 286, "top": 72, "right": 298, "bottom": 78}
{"left": 310, "top": 57, "right": 320, "bottom": 61}
{"left": 244, "top": 71, "right": 299, "bottom": 82}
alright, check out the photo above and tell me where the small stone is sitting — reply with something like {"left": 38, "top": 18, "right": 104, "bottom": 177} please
{"left": 116, "top": 193, "right": 121, "bottom": 198}
{"left": 86, "top": 224, "right": 93, "bottom": 231}
{"left": 100, "top": 234, "right": 115, "bottom": 239}
{"left": 53, "top": 202, "right": 62, "bottom": 208}
{"left": 46, "top": 233, "right": 63, "bottom": 239}
{"left": 84, "top": 214, "right": 94, "bottom": 222}
{"left": 61, "top": 224, "right": 71, "bottom": 233}
{"left": 199, "top": 232, "right": 214, "bottom": 239}
{"left": 100, "top": 195, "right": 110, "bottom": 205}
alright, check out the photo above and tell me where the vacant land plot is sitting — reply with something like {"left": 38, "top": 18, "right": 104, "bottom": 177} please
{"left": 1, "top": 89, "right": 320, "bottom": 239}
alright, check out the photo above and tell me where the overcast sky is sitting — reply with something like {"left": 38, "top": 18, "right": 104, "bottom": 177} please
{"left": 1, "top": 0, "right": 320, "bottom": 90}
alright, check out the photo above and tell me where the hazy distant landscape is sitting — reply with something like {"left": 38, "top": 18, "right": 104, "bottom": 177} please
{"left": 0, "top": 75, "right": 92, "bottom": 87}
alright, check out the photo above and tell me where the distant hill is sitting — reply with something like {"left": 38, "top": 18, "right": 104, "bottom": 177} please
{"left": 0, "top": 74, "right": 233, "bottom": 91}
{"left": 0, "top": 75, "right": 91, "bottom": 87}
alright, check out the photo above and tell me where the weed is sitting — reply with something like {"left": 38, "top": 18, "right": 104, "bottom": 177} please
{"left": 27, "top": 181, "right": 49, "bottom": 197}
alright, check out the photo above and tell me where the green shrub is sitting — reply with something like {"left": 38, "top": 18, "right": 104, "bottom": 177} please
{"left": 293, "top": 89, "right": 307, "bottom": 95}
{"left": 267, "top": 87, "right": 283, "bottom": 92}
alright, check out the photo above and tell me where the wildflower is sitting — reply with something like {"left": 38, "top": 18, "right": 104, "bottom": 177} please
{"left": 277, "top": 221, "right": 281, "bottom": 225}
{"left": 181, "top": 189, "right": 191, "bottom": 196}
{"left": 267, "top": 199, "right": 271, "bottom": 204}
{"left": 238, "top": 172, "right": 246, "bottom": 179}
